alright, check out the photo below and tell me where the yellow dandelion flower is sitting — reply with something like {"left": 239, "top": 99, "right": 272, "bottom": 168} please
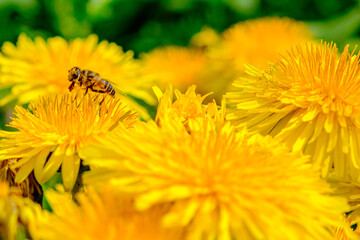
{"left": 202, "top": 17, "right": 313, "bottom": 101}
{"left": 227, "top": 42, "right": 360, "bottom": 181}
{"left": 37, "top": 186, "right": 184, "bottom": 240}
{"left": 140, "top": 46, "right": 207, "bottom": 92}
{"left": 0, "top": 92, "right": 137, "bottom": 190}
{"left": 83, "top": 118, "right": 348, "bottom": 240}
{"left": 219, "top": 17, "right": 313, "bottom": 71}
{"left": 0, "top": 158, "right": 41, "bottom": 199}
{"left": 0, "top": 33, "right": 154, "bottom": 112}
{"left": 153, "top": 85, "right": 225, "bottom": 130}
{"left": 0, "top": 181, "right": 42, "bottom": 240}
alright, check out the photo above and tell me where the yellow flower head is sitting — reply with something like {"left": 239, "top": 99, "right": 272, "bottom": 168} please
{"left": 0, "top": 181, "right": 42, "bottom": 240}
{"left": 201, "top": 17, "right": 313, "bottom": 101}
{"left": 83, "top": 119, "right": 348, "bottom": 240}
{"left": 37, "top": 186, "right": 184, "bottom": 240}
{"left": 154, "top": 85, "right": 225, "bottom": 130}
{"left": 0, "top": 33, "right": 154, "bottom": 106}
{"left": 0, "top": 92, "right": 137, "bottom": 190}
{"left": 227, "top": 42, "right": 360, "bottom": 182}
{"left": 219, "top": 17, "right": 313, "bottom": 71}
{"left": 140, "top": 46, "right": 207, "bottom": 92}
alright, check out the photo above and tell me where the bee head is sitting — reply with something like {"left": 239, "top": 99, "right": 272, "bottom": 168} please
{"left": 68, "top": 67, "right": 81, "bottom": 82}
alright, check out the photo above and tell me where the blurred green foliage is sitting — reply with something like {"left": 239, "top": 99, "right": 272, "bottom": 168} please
{"left": 1, "top": 0, "right": 359, "bottom": 55}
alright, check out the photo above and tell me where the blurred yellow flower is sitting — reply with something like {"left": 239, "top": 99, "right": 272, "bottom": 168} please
{"left": 140, "top": 46, "right": 207, "bottom": 93}
{"left": 202, "top": 17, "right": 313, "bottom": 102}
{"left": 0, "top": 92, "right": 137, "bottom": 190}
{"left": 83, "top": 118, "right": 348, "bottom": 240}
{"left": 0, "top": 181, "right": 42, "bottom": 240}
{"left": 37, "top": 186, "right": 184, "bottom": 240}
{"left": 227, "top": 42, "right": 360, "bottom": 181}
{"left": 219, "top": 16, "right": 313, "bottom": 71}
{"left": 154, "top": 85, "right": 225, "bottom": 130}
{"left": 0, "top": 33, "right": 154, "bottom": 117}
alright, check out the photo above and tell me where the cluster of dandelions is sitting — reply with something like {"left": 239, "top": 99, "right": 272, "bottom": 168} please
{"left": 0, "top": 16, "right": 360, "bottom": 240}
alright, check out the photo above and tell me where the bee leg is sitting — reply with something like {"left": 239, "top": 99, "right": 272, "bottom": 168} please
{"left": 99, "top": 96, "right": 106, "bottom": 106}
{"left": 71, "top": 88, "right": 82, "bottom": 104}
{"left": 88, "top": 86, "right": 107, "bottom": 107}
{"left": 92, "top": 94, "right": 100, "bottom": 102}
{"left": 68, "top": 82, "right": 75, "bottom": 91}
{"left": 98, "top": 95, "right": 107, "bottom": 117}
{"left": 84, "top": 87, "right": 89, "bottom": 96}
{"left": 77, "top": 96, "right": 85, "bottom": 108}
{"left": 76, "top": 87, "right": 91, "bottom": 108}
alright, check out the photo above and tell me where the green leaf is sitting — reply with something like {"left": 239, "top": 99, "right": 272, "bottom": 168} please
{"left": 128, "top": 94, "right": 157, "bottom": 120}
{"left": 15, "top": 225, "right": 27, "bottom": 240}
{"left": 307, "top": 6, "right": 360, "bottom": 44}
{"left": 41, "top": 172, "right": 63, "bottom": 212}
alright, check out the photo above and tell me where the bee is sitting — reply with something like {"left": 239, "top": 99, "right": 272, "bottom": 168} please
{"left": 67, "top": 67, "right": 116, "bottom": 96}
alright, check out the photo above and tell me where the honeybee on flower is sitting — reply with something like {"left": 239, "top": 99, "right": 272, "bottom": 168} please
{"left": 68, "top": 67, "right": 116, "bottom": 97}
{"left": 0, "top": 34, "right": 153, "bottom": 119}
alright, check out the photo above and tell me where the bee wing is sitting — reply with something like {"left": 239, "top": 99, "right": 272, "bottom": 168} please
{"left": 109, "top": 81, "right": 118, "bottom": 87}
{"left": 104, "top": 79, "right": 128, "bottom": 97}
{"left": 112, "top": 84, "right": 127, "bottom": 97}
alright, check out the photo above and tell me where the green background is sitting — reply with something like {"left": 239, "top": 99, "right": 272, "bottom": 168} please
{"left": 1, "top": 0, "right": 360, "bottom": 55}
